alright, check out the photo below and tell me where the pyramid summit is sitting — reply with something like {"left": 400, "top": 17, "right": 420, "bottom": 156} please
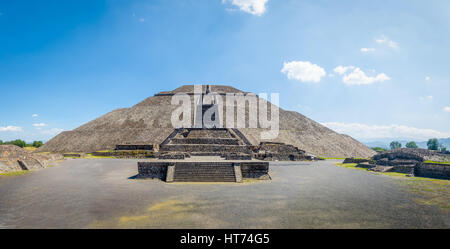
{"left": 38, "top": 85, "right": 375, "bottom": 158}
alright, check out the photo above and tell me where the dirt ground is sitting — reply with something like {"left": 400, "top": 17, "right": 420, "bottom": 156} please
{"left": 0, "top": 159, "right": 448, "bottom": 228}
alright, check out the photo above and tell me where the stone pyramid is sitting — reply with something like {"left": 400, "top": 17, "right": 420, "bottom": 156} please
{"left": 38, "top": 85, "right": 375, "bottom": 158}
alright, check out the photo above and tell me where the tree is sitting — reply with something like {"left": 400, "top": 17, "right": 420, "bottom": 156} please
{"left": 11, "top": 139, "right": 26, "bottom": 148}
{"left": 427, "top": 138, "right": 439, "bottom": 150}
{"left": 0, "top": 140, "right": 3, "bottom": 145}
{"left": 371, "top": 147, "right": 386, "bottom": 152}
{"left": 390, "top": 141, "right": 402, "bottom": 150}
{"left": 438, "top": 143, "right": 447, "bottom": 153}
{"left": 32, "top": 141, "right": 43, "bottom": 148}
{"left": 405, "top": 141, "right": 418, "bottom": 148}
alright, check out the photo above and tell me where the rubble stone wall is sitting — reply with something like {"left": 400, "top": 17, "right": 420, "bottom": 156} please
{"left": 240, "top": 162, "right": 270, "bottom": 178}
{"left": 415, "top": 163, "right": 450, "bottom": 180}
{"left": 137, "top": 162, "right": 171, "bottom": 179}
{"left": 115, "top": 145, "right": 154, "bottom": 151}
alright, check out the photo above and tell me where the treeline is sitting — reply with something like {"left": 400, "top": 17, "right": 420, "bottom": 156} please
{"left": 0, "top": 139, "right": 43, "bottom": 148}
{"left": 372, "top": 138, "right": 447, "bottom": 152}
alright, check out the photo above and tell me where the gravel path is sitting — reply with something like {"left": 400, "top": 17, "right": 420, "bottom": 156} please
{"left": 0, "top": 159, "right": 448, "bottom": 228}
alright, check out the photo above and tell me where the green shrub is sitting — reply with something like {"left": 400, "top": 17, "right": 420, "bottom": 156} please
{"left": 371, "top": 147, "right": 386, "bottom": 152}
{"left": 390, "top": 141, "right": 402, "bottom": 150}
{"left": 427, "top": 138, "right": 439, "bottom": 150}
{"left": 2, "top": 139, "right": 27, "bottom": 148}
{"left": 405, "top": 141, "right": 418, "bottom": 148}
{"left": 32, "top": 141, "right": 43, "bottom": 148}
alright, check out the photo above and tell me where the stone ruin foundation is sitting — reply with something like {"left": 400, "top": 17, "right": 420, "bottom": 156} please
{"left": 352, "top": 148, "right": 450, "bottom": 180}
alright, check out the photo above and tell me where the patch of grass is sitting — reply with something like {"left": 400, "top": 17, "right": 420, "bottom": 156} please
{"left": 424, "top": 161, "right": 450, "bottom": 165}
{"left": 0, "top": 170, "right": 31, "bottom": 177}
{"left": 335, "top": 162, "right": 450, "bottom": 212}
{"left": 23, "top": 147, "right": 37, "bottom": 152}
{"left": 90, "top": 198, "right": 214, "bottom": 228}
{"left": 320, "top": 157, "right": 346, "bottom": 160}
{"left": 335, "top": 163, "right": 367, "bottom": 171}
{"left": 84, "top": 153, "right": 114, "bottom": 159}
{"left": 396, "top": 177, "right": 450, "bottom": 212}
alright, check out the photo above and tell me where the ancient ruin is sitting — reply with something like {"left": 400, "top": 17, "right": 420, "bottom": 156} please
{"left": 33, "top": 84, "right": 379, "bottom": 182}
{"left": 38, "top": 85, "right": 375, "bottom": 158}
{"left": 354, "top": 148, "right": 450, "bottom": 179}
{"left": 0, "top": 145, "right": 63, "bottom": 173}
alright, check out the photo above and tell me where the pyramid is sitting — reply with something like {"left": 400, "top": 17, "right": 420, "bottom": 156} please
{"left": 38, "top": 85, "right": 376, "bottom": 158}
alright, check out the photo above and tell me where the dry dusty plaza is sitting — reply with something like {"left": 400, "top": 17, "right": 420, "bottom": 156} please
{"left": 0, "top": 85, "right": 449, "bottom": 229}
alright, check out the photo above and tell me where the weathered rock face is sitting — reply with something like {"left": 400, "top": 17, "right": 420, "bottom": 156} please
{"left": 0, "top": 145, "right": 63, "bottom": 173}
{"left": 38, "top": 85, "right": 376, "bottom": 158}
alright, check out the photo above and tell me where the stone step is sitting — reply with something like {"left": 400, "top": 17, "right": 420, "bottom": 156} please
{"left": 175, "top": 170, "right": 235, "bottom": 173}
{"left": 369, "top": 165, "right": 394, "bottom": 172}
{"left": 175, "top": 175, "right": 236, "bottom": 178}
{"left": 169, "top": 138, "right": 240, "bottom": 145}
{"left": 174, "top": 176, "right": 236, "bottom": 179}
{"left": 160, "top": 144, "right": 252, "bottom": 153}
{"left": 190, "top": 152, "right": 224, "bottom": 156}
{"left": 173, "top": 178, "right": 236, "bottom": 182}
{"left": 173, "top": 164, "right": 237, "bottom": 182}
{"left": 175, "top": 172, "right": 235, "bottom": 175}
{"left": 175, "top": 171, "right": 235, "bottom": 174}
{"left": 175, "top": 166, "right": 234, "bottom": 169}
{"left": 183, "top": 129, "right": 234, "bottom": 139}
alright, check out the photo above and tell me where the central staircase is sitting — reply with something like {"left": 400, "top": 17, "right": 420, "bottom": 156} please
{"left": 159, "top": 128, "right": 252, "bottom": 157}
{"left": 172, "top": 162, "right": 238, "bottom": 182}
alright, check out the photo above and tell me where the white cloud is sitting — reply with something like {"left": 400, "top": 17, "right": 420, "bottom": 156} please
{"left": 444, "top": 107, "right": 450, "bottom": 112}
{"left": 333, "top": 66, "right": 354, "bottom": 75}
{"left": 139, "top": 18, "right": 145, "bottom": 22}
{"left": 376, "top": 35, "right": 398, "bottom": 49}
{"left": 321, "top": 122, "right": 450, "bottom": 140}
{"left": 334, "top": 66, "right": 390, "bottom": 85}
{"left": 40, "top": 128, "right": 64, "bottom": 136}
{"left": 32, "top": 114, "right": 39, "bottom": 117}
{"left": 0, "top": 126, "right": 23, "bottom": 132}
{"left": 33, "top": 123, "right": 48, "bottom": 127}
{"left": 419, "top": 95, "right": 433, "bottom": 103}
{"left": 281, "top": 61, "right": 326, "bottom": 83}
{"left": 222, "top": 0, "right": 268, "bottom": 16}
{"left": 425, "top": 76, "right": 431, "bottom": 81}
{"left": 361, "top": 48, "right": 375, "bottom": 53}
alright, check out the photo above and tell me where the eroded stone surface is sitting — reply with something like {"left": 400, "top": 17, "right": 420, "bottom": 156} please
{"left": 0, "top": 145, "right": 63, "bottom": 173}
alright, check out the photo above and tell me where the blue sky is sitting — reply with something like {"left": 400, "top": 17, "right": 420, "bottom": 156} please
{"left": 0, "top": 0, "right": 449, "bottom": 142}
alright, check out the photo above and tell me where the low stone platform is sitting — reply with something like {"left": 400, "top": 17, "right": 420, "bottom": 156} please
{"left": 115, "top": 144, "right": 155, "bottom": 151}
{"left": 137, "top": 156, "right": 269, "bottom": 182}
{"left": 91, "top": 150, "right": 155, "bottom": 158}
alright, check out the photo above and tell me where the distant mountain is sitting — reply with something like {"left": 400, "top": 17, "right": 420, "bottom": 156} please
{"left": 362, "top": 138, "right": 450, "bottom": 150}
